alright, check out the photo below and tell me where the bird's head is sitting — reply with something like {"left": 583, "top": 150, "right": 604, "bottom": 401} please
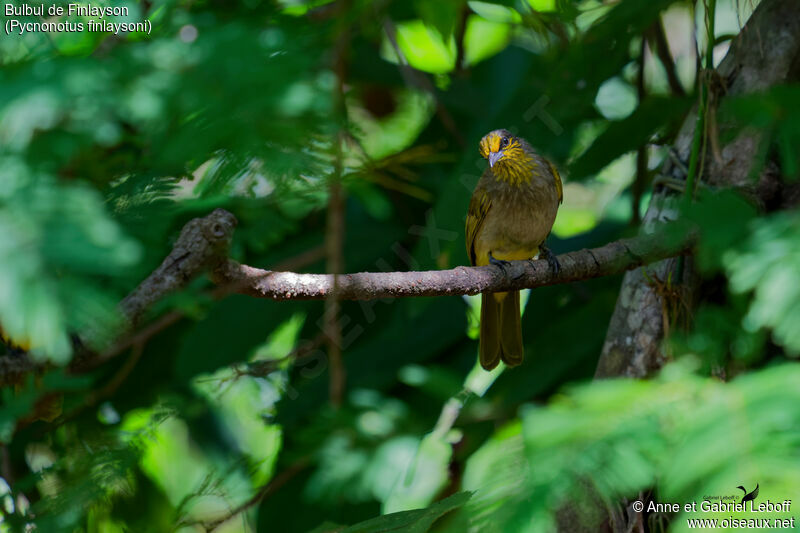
{"left": 478, "top": 129, "right": 534, "bottom": 184}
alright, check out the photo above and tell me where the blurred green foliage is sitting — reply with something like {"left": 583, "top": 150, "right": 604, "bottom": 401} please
{"left": 0, "top": 0, "right": 798, "bottom": 532}
{"left": 454, "top": 360, "right": 800, "bottom": 532}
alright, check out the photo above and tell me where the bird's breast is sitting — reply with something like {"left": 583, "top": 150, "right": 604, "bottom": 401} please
{"left": 474, "top": 181, "right": 560, "bottom": 264}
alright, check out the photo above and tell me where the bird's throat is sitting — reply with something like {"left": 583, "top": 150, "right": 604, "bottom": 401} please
{"left": 493, "top": 160, "right": 535, "bottom": 186}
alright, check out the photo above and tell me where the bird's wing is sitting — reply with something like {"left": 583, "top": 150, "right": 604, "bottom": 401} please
{"left": 750, "top": 484, "right": 759, "bottom": 499}
{"left": 465, "top": 181, "right": 492, "bottom": 266}
{"left": 546, "top": 159, "right": 564, "bottom": 204}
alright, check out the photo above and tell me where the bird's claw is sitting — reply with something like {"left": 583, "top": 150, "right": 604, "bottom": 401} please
{"left": 489, "top": 252, "right": 512, "bottom": 275}
{"left": 539, "top": 246, "right": 560, "bottom": 275}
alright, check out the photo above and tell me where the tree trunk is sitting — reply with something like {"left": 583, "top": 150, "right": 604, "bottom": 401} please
{"left": 595, "top": 0, "right": 800, "bottom": 379}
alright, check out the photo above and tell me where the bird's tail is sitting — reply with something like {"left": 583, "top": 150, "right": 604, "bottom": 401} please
{"left": 499, "top": 290, "right": 523, "bottom": 366}
{"left": 479, "top": 290, "right": 524, "bottom": 370}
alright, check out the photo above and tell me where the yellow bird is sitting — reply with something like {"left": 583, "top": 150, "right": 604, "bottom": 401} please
{"left": 466, "top": 129, "right": 563, "bottom": 370}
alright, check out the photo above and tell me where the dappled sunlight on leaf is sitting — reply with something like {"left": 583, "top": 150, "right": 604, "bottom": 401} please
{"left": 348, "top": 89, "right": 435, "bottom": 160}
{"left": 464, "top": 16, "right": 512, "bottom": 66}
{"left": 384, "top": 20, "right": 456, "bottom": 74}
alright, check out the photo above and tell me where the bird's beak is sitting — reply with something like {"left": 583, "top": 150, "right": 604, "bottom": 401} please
{"left": 488, "top": 151, "right": 504, "bottom": 168}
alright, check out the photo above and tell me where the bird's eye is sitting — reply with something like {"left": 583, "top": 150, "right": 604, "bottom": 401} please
{"left": 499, "top": 136, "right": 510, "bottom": 149}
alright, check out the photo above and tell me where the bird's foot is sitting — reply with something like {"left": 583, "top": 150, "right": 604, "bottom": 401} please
{"left": 488, "top": 252, "right": 512, "bottom": 276}
{"left": 539, "top": 246, "right": 560, "bottom": 275}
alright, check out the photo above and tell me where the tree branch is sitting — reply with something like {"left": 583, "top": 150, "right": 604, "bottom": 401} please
{"left": 650, "top": 17, "right": 686, "bottom": 97}
{"left": 0, "top": 180, "right": 695, "bottom": 390}
{"left": 0, "top": 203, "right": 693, "bottom": 393}
{"left": 633, "top": 32, "right": 649, "bottom": 225}
{"left": 119, "top": 208, "right": 238, "bottom": 326}
{"left": 211, "top": 228, "right": 693, "bottom": 301}
{"left": 0, "top": 205, "right": 683, "bottom": 384}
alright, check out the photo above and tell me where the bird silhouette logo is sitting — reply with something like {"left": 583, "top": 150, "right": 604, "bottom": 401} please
{"left": 736, "top": 483, "right": 759, "bottom": 504}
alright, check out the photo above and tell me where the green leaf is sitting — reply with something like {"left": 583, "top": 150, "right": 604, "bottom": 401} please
{"left": 667, "top": 300, "right": 767, "bottom": 370}
{"left": 569, "top": 96, "right": 691, "bottom": 180}
{"left": 414, "top": 0, "right": 465, "bottom": 41}
{"left": 683, "top": 188, "right": 758, "bottom": 272}
{"left": 456, "top": 361, "right": 800, "bottom": 531}
{"left": 314, "top": 492, "right": 471, "bottom": 533}
{"left": 463, "top": 16, "right": 512, "bottom": 66}
{"left": 460, "top": 422, "right": 529, "bottom": 531}
{"left": 721, "top": 85, "right": 800, "bottom": 180}
{"left": 467, "top": 2, "right": 521, "bottom": 23}
{"left": 0, "top": 177, "right": 140, "bottom": 362}
{"left": 724, "top": 210, "right": 800, "bottom": 354}
{"left": 382, "top": 432, "right": 452, "bottom": 513}
{"left": 175, "top": 296, "right": 308, "bottom": 380}
{"left": 382, "top": 20, "right": 456, "bottom": 74}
